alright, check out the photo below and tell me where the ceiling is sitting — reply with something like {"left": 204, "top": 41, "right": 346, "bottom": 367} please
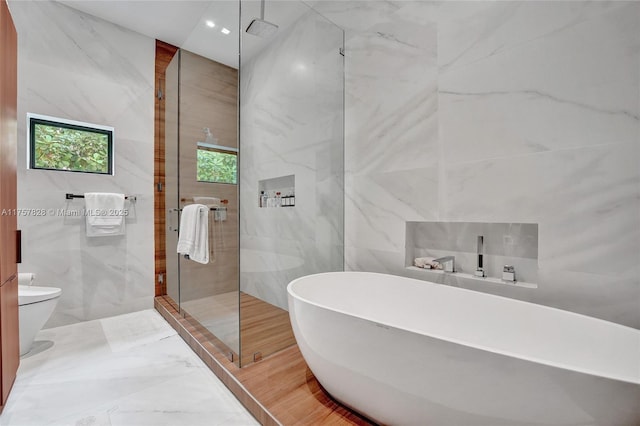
{"left": 58, "top": 0, "right": 313, "bottom": 69}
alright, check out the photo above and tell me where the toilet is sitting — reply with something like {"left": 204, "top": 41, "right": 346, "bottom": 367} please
{"left": 18, "top": 285, "right": 62, "bottom": 355}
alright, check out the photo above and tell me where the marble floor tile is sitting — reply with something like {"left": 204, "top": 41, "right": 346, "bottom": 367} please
{"left": 0, "top": 310, "right": 258, "bottom": 426}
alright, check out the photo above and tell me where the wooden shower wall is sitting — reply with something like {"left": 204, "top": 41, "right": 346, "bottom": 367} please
{"left": 177, "top": 50, "right": 238, "bottom": 302}
{"left": 154, "top": 40, "right": 178, "bottom": 296}
{"left": 154, "top": 42, "right": 239, "bottom": 298}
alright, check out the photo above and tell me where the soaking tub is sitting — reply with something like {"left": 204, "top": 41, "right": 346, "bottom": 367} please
{"left": 287, "top": 272, "right": 640, "bottom": 425}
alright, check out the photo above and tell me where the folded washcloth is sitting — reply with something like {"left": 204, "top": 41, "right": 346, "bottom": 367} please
{"left": 192, "top": 196, "right": 220, "bottom": 207}
{"left": 84, "top": 192, "right": 125, "bottom": 237}
{"left": 177, "top": 204, "right": 209, "bottom": 264}
{"left": 414, "top": 257, "right": 442, "bottom": 270}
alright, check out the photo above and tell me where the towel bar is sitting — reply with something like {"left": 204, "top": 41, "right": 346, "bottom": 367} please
{"left": 66, "top": 193, "right": 137, "bottom": 202}
{"left": 169, "top": 207, "right": 227, "bottom": 212}
{"left": 180, "top": 197, "right": 229, "bottom": 204}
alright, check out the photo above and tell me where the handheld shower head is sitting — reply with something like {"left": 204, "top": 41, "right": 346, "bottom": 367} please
{"left": 246, "top": 0, "right": 278, "bottom": 38}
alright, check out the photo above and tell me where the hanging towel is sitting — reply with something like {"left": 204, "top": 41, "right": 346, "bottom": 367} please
{"left": 177, "top": 204, "right": 209, "bottom": 264}
{"left": 84, "top": 192, "right": 125, "bottom": 237}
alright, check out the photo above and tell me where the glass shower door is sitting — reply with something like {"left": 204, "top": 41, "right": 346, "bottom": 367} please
{"left": 165, "top": 46, "right": 241, "bottom": 365}
{"left": 239, "top": 0, "right": 345, "bottom": 366}
{"left": 177, "top": 48, "right": 240, "bottom": 363}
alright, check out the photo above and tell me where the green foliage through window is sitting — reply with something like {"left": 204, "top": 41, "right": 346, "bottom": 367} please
{"left": 197, "top": 147, "right": 237, "bottom": 184}
{"left": 29, "top": 115, "right": 113, "bottom": 174}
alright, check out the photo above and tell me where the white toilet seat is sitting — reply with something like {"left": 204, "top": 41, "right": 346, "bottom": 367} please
{"left": 18, "top": 285, "right": 62, "bottom": 306}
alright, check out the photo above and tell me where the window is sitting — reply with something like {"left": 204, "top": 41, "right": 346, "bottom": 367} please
{"left": 28, "top": 113, "right": 114, "bottom": 175}
{"left": 197, "top": 142, "right": 238, "bottom": 184}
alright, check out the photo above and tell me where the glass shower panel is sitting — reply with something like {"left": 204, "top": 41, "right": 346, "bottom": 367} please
{"left": 177, "top": 49, "right": 240, "bottom": 364}
{"left": 239, "top": 1, "right": 345, "bottom": 366}
{"left": 165, "top": 52, "right": 180, "bottom": 309}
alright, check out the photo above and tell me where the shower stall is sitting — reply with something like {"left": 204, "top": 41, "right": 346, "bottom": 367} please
{"left": 159, "top": 0, "right": 344, "bottom": 367}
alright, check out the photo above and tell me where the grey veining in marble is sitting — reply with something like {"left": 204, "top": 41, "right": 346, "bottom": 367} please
{"left": 0, "top": 310, "right": 258, "bottom": 426}
{"left": 239, "top": 3, "right": 345, "bottom": 310}
{"left": 9, "top": 0, "right": 155, "bottom": 327}
{"left": 308, "top": 0, "right": 640, "bottom": 328}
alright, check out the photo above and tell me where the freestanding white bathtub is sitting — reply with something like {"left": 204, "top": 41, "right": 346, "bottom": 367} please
{"left": 287, "top": 272, "right": 640, "bottom": 426}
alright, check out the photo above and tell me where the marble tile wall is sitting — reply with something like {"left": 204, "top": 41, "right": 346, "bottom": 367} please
{"left": 9, "top": 1, "right": 155, "bottom": 327}
{"left": 239, "top": 3, "right": 344, "bottom": 310}
{"left": 311, "top": 1, "right": 640, "bottom": 328}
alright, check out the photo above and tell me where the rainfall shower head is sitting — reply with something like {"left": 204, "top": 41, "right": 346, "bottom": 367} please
{"left": 246, "top": 18, "right": 278, "bottom": 38}
{"left": 246, "top": 0, "right": 278, "bottom": 38}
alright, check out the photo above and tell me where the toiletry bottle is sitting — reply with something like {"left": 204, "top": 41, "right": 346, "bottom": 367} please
{"left": 259, "top": 191, "right": 265, "bottom": 208}
{"left": 290, "top": 192, "right": 295, "bottom": 206}
{"left": 275, "top": 192, "right": 282, "bottom": 207}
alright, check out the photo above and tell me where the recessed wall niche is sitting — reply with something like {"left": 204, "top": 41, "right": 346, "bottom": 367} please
{"left": 258, "top": 174, "right": 295, "bottom": 208}
{"left": 406, "top": 222, "right": 539, "bottom": 284}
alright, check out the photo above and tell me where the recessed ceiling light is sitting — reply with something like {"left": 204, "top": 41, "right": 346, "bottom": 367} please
{"left": 221, "top": 27, "right": 231, "bottom": 35}
{"left": 205, "top": 20, "right": 215, "bottom": 28}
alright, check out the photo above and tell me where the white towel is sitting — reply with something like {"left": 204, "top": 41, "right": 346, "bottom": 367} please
{"left": 414, "top": 257, "right": 442, "bottom": 270}
{"left": 84, "top": 192, "right": 125, "bottom": 237}
{"left": 177, "top": 204, "right": 209, "bottom": 264}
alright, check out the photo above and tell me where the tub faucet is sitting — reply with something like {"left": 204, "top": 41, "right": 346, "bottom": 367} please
{"left": 434, "top": 256, "right": 455, "bottom": 273}
{"left": 475, "top": 235, "right": 486, "bottom": 277}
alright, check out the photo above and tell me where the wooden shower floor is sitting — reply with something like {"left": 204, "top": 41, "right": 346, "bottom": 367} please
{"left": 155, "top": 296, "right": 373, "bottom": 425}
{"left": 240, "top": 292, "right": 297, "bottom": 366}
{"left": 235, "top": 345, "right": 374, "bottom": 425}
{"left": 179, "top": 291, "right": 297, "bottom": 366}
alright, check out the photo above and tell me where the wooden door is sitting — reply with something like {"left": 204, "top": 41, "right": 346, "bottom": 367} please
{"left": 0, "top": 0, "right": 19, "bottom": 412}
{"left": 0, "top": 276, "right": 18, "bottom": 406}
{"left": 0, "top": 0, "right": 17, "bottom": 282}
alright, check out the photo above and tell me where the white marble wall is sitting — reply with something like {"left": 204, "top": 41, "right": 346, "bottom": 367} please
{"left": 312, "top": 1, "right": 640, "bottom": 328}
{"left": 9, "top": 1, "right": 155, "bottom": 327}
{"left": 240, "top": 4, "right": 344, "bottom": 310}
